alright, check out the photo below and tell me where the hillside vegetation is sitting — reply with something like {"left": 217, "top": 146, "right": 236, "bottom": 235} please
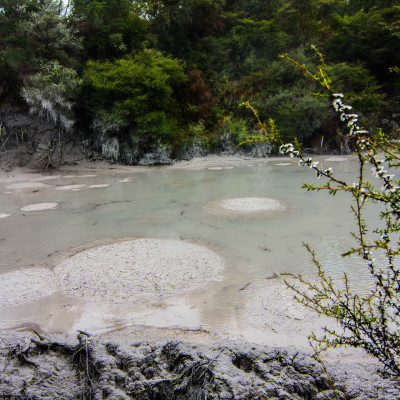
{"left": 1, "top": 0, "right": 399, "bottom": 164}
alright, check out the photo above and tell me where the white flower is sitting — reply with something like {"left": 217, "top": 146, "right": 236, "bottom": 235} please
{"left": 333, "top": 93, "right": 344, "bottom": 98}
{"left": 333, "top": 98, "right": 343, "bottom": 112}
{"left": 347, "top": 118, "right": 358, "bottom": 127}
{"left": 354, "top": 130, "right": 369, "bottom": 135}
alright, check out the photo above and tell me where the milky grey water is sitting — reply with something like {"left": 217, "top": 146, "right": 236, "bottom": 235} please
{"left": 0, "top": 156, "right": 383, "bottom": 335}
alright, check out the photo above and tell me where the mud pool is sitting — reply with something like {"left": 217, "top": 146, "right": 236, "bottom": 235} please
{"left": 0, "top": 156, "right": 382, "bottom": 347}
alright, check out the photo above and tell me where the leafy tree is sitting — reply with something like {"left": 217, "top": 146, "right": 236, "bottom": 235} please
{"left": 84, "top": 49, "right": 186, "bottom": 154}
{"left": 70, "top": 0, "right": 147, "bottom": 59}
{"left": 328, "top": 62, "right": 387, "bottom": 128}
{"left": 21, "top": 60, "right": 82, "bottom": 131}
{"left": 326, "top": 7, "right": 400, "bottom": 91}
{"left": 18, "top": 0, "right": 82, "bottom": 67}
{"left": 0, "top": 0, "right": 82, "bottom": 102}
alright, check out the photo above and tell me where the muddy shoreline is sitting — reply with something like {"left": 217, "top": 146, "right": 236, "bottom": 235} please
{"left": 1, "top": 330, "right": 399, "bottom": 400}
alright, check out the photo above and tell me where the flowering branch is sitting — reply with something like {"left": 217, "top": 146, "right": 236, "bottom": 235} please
{"left": 243, "top": 46, "right": 400, "bottom": 375}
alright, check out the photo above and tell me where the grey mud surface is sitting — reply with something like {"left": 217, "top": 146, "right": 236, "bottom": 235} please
{"left": 1, "top": 331, "right": 399, "bottom": 400}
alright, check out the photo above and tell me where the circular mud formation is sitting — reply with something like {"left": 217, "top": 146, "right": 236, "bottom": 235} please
{"left": 325, "top": 157, "right": 349, "bottom": 162}
{"left": 0, "top": 268, "right": 58, "bottom": 307}
{"left": 21, "top": 202, "right": 59, "bottom": 212}
{"left": 221, "top": 197, "right": 282, "bottom": 212}
{"left": 56, "top": 184, "right": 85, "bottom": 191}
{"left": 88, "top": 184, "right": 110, "bottom": 189}
{"left": 54, "top": 239, "right": 225, "bottom": 304}
{"left": 5, "top": 182, "right": 50, "bottom": 190}
{"left": 205, "top": 197, "right": 284, "bottom": 216}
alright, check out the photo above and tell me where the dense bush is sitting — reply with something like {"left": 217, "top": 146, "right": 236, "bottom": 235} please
{"left": 21, "top": 61, "right": 82, "bottom": 131}
{"left": 1, "top": 0, "right": 399, "bottom": 158}
{"left": 84, "top": 50, "right": 186, "bottom": 159}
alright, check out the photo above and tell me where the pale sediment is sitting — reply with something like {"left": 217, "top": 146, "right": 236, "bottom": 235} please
{"left": 55, "top": 184, "right": 85, "bottom": 191}
{"left": 240, "top": 275, "right": 338, "bottom": 348}
{"left": 88, "top": 184, "right": 110, "bottom": 188}
{"left": 204, "top": 196, "right": 285, "bottom": 217}
{"left": 54, "top": 239, "right": 225, "bottom": 304}
{"left": 20, "top": 202, "right": 59, "bottom": 211}
{"left": 221, "top": 197, "right": 283, "bottom": 212}
{"left": 5, "top": 181, "right": 50, "bottom": 190}
{"left": 0, "top": 268, "right": 58, "bottom": 307}
{"left": 0, "top": 213, "right": 11, "bottom": 219}
{"left": 324, "top": 156, "right": 349, "bottom": 162}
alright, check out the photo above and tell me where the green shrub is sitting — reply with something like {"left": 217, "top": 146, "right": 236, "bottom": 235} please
{"left": 84, "top": 49, "right": 186, "bottom": 152}
{"left": 21, "top": 61, "right": 82, "bottom": 131}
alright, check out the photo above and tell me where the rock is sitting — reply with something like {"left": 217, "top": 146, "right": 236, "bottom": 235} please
{"left": 0, "top": 331, "right": 399, "bottom": 399}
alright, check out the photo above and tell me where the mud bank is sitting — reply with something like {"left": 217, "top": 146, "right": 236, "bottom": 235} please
{"left": 0, "top": 331, "right": 399, "bottom": 400}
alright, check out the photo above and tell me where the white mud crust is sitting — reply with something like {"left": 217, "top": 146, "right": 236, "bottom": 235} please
{"left": 5, "top": 182, "right": 50, "bottom": 190}
{"left": 54, "top": 239, "right": 226, "bottom": 304}
{"left": 20, "top": 202, "right": 59, "bottom": 211}
{"left": 221, "top": 197, "right": 283, "bottom": 212}
{"left": 55, "top": 184, "right": 85, "bottom": 191}
{"left": 0, "top": 332, "right": 399, "bottom": 400}
{"left": 0, "top": 213, "right": 11, "bottom": 219}
{"left": 324, "top": 157, "right": 349, "bottom": 162}
{"left": 88, "top": 184, "right": 110, "bottom": 188}
{"left": 0, "top": 268, "right": 58, "bottom": 307}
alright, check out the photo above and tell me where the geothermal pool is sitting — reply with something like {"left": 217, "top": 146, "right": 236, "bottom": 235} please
{"left": 0, "top": 156, "right": 382, "bottom": 346}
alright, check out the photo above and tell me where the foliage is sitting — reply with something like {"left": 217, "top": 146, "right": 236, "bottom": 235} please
{"left": 239, "top": 102, "right": 282, "bottom": 152}
{"left": 1, "top": 0, "right": 400, "bottom": 160}
{"left": 246, "top": 47, "right": 400, "bottom": 374}
{"left": 70, "top": 0, "right": 147, "bottom": 60}
{"left": 1, "top": 0, "right": 81, "bottom": 72}
{"left": 0, "top": 0, "right": 82, "bottom": 104}
{"left": 326, "top": 6, "right": 400, "bottom": 91}
{"left": 21, "top": 60, "right": 82, "bottom": 131}
{"left": 84, "top": 49, "right": 186, "bottom": 152}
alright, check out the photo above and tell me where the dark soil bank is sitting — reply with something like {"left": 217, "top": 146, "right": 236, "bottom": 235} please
{"left": 0, "top": 108, "right": 99, "bottom": 171}
{"left": 0, "top": 331, "right": 399, "bottom": 399}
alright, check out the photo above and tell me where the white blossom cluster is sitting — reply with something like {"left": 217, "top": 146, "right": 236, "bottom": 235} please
{"left": 371, "top": 159, "right": 399, "bottom": 193}
{"left": 332, "top": 93, "right": 368, "bottom": 136}
{"left": 279, "top": 143, "right": 299, "bottom": 157}
{"left": 279, "top": 144, "right": 333, "bottom": 179}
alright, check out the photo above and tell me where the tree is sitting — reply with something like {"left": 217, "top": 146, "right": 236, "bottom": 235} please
{"left": 21, "top": 60, "right": 82, "bottom": 131}
{"left": 0, "top": 0, "right": 82, "bottom": 101}
{"left": 70, "top": 0, "right": 147, "bottom": 60}
{"left": 84, "top": 49, "right": 186, "bottom": 156}
{"left": 326, "top": 7, "right": 400, "bottom": 91}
